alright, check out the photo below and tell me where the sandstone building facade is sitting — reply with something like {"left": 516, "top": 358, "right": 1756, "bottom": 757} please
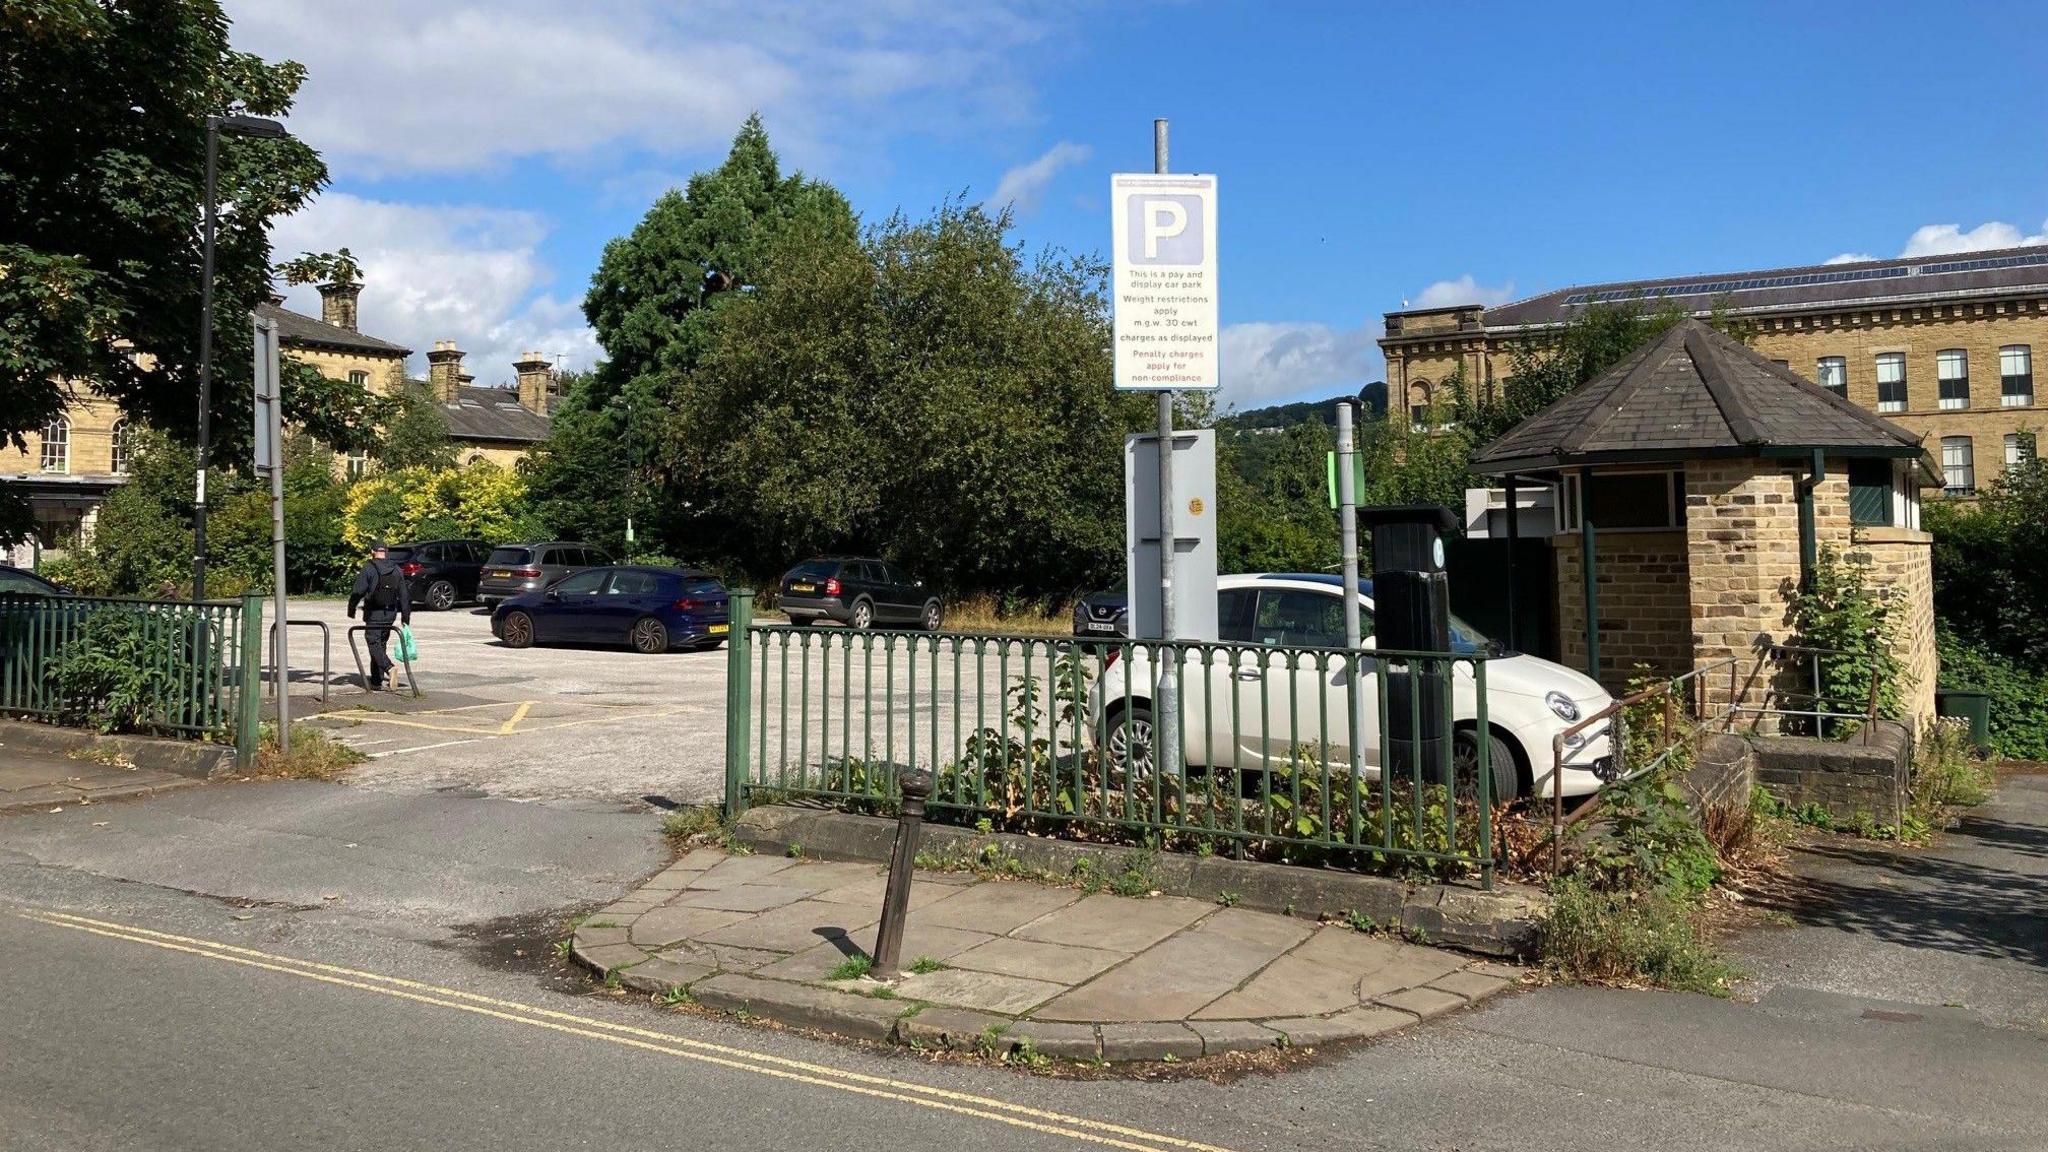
{"left": 3, "top": 277, "right": 555, "bottom": 558}
{"left": 1384, "top": 245, "right": 2046, "bottom": 496}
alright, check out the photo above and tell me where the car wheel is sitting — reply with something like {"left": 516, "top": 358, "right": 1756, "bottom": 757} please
{"left": 630, "top": 617, "right": 668, "bottom": 654}
{"left": 849, "top": 599, "right": 874, "bottom": 630}
{"left": 1452, "top": 728, "right": 1521, "bottom": 807}
{"left": 501, "top": 611, "right": 534, "bottom": 649}
{"left": 920, "top": 600, "right": 943, "bottom": 632}
{"left": 425, "top": 579, "right": 457, "bottom": 611}
{"left": 1104, "top": 703, "right": 1156, "bottom": 778}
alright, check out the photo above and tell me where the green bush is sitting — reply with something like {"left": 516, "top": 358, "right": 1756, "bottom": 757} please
{"left": 1788, "top": 545, "right": 1906, "bottom": 731}
{"left": 1539, "top": 877, "right": 1736, "bottom": 995}
{"left": 48, "top": 610, "right": 217, "bottom": 734}
{"left": 1935, "top": 629, "right": 2048, "bottom": 761}
{"left": 1570, "top": 770, "right": 1721, "bottom": 898}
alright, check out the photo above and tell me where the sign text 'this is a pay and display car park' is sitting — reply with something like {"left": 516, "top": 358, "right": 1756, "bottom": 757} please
{"left": 1111, "top": 173, "right": 1218, "bottom": 392}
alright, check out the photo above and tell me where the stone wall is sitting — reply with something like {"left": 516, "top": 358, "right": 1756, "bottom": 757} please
{"left": 1853, "top": 526, "right": 1938, "bottom": 725}
{"left": 1749, "top": 724, "right": 1910, "bottom": 827}
{"left": 1552, "top": 529, "right": 1692, "bottom": 688}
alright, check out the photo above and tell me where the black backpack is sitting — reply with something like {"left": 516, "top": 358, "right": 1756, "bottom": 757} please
{"left": 368, "top": 562, "right": 402, "bottom": 610}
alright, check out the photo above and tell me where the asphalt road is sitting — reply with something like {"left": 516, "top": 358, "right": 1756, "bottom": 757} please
{"left": 3, "top": 775, "right": 2045, "bottom": 1150}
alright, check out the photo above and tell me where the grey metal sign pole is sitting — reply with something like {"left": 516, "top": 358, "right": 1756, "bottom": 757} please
{"left": 1335, "top": 399, "right": 1364, "bottom": 756}
{"left": 1152, "top": 117, "right": 1182, "bottom": 781}
{"left": 255, "top": 317, "right": 290, "bottom": 754}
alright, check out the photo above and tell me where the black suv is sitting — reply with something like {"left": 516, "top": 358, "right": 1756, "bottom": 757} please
{"left": 778, "top": 557, "right": 942, "bottom": 631}
{"left": 391, "top": 538, "right": 493, "bottom": 611}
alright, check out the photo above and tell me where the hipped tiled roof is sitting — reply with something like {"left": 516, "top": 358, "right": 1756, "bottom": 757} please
{"left": 1472, "top": 319, "right": 1940, "bottom": 484}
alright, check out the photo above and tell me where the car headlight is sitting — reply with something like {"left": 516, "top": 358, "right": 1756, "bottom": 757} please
{"left": 1545, "top": 691, "right": 1581, "bottom": 722}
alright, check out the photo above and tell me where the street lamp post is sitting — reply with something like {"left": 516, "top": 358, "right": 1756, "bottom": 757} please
{"left": 194, "top": 113, "right": 289, "bottom": 602}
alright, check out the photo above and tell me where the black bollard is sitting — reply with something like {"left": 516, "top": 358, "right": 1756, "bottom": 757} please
{"left": 871, "top": 769, "right": 931, "bottom": 980}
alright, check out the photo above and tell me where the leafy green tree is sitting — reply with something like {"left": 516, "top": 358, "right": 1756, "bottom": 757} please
{"left": 376, "top": 380, "right": 456, "bottom": 471}
{"left": 0, "top": 1, "right": 377, "bottom": 540}
{"left": 1924, "top": 441, "right": 2048, "bottom": 667}
{"left": 666, "top": 199, "right": 1151, "bottom": 598}
{"left": 525, "top": 115, "right": 857, "bottom": 555}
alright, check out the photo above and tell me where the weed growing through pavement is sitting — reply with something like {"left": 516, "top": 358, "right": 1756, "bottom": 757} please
{"left": 658, "top": 986, "right": 693, "bottom": 1006}
{"left": 909, "top": 956, "right": 946, "bottom": 974}
{"left": 826, "top": 956, "right": 874, "bottom": 981}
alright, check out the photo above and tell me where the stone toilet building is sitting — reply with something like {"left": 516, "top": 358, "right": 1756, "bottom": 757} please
{"left": 1469, "top": 319, "right": 1941, "bottom": 727}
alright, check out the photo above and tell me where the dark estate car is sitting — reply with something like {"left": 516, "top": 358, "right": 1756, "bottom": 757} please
{"left": 778, "top": 557, "right": 942, "bottom": 631}
{"left": 390, "top": 538, "right": 493, "bottom": 611}
{"left": 477, "top": 541, "right": 614, "bottom": 606}
{"left": 0, "top": 566, "right": 65, "bottom": 598}
{"left": 1072, "top": 589, "right": 1128, "bottom": 638}
{"left": 491, "top": 566, "right": 729, "bottom": 654}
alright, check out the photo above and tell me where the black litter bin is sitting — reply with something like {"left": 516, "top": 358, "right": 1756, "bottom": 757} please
{"left": 1934, "top": 688, "right": 1993, "bottom": 753}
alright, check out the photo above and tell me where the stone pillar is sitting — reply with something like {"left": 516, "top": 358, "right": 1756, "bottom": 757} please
{"left": 426, "top": 341, "right": 464, "bottom": 404}
{"left": 318, "top": 281, "right": 361, "bottom": 331}
{"left": 513, "top": 352, "right": 553, "bottom": 415}
{"left": 1686, "top": 460, "right": 1803, "bottom": 726}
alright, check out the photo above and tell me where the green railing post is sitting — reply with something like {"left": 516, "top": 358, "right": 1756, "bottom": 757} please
{"left": 724, "top": 590, "right": 754, "bottom": 818}
{"left": 235, "top": 594, "right": 263, "bottom": 767}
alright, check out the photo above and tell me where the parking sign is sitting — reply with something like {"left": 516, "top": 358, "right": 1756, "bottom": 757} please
{"left": 1111, "top": 173, "right": 1217, "bottom": 391}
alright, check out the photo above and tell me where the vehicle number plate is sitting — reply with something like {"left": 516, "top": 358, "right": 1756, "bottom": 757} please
{"left": 709, "top": 623, "right": 729, "bottom": 635}
{"left": 490, "top": 570, "right": 511, "bottom": 577}
{"left": 1085, "top": 622, "right": 1117, "bottom": 633}
{"left": 790, "top": 582, "right": 816, "bottom": 593}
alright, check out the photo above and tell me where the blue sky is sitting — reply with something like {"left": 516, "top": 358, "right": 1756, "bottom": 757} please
{"left": 234, "top": 1, "right": 2048, "bottom": 409}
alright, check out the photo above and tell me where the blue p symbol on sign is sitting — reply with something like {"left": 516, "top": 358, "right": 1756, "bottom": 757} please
{"left": 1127, "top": 194, "right": 1204, "bottom": 265}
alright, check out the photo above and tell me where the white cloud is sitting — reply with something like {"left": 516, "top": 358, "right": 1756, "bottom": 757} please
{"left": 1901, "top": 219, "right": 2048, "bottom": 256}
{"left": 270, "top": 192, "right": 598, "bottom": 387}
{"left": 1827, "top": 217, "right": 2048, "bottom": 265}
{"left": 1410, "top": 274, "right": 1516, "bottom": 309}
{"left": 1219, "top": 321, "right": 1383, "bottom": 410}
{"left": 226, "top": 0, "right": 1059, "bottom": 178}
{"left": 985, "top": 142, "right": 1092, "bottom": 217}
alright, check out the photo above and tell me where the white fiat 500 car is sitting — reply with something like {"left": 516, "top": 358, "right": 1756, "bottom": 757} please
{"left": 1087, "top": 573, "right": 1615, "bottom": 800}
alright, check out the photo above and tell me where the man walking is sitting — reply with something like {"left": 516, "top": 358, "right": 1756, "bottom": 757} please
{"left": 347, "top": 541, "right": 412, "bottom": 691}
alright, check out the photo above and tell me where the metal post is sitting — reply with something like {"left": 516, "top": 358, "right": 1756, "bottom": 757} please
{"left": 1335, "top": 400, "right": 1364, "bottom": 757}
{"left": 723, "top": 591, "right": 754, "bottom": 818}
{"left": 194, "top": 118, "right": 220, "bottom": 602}
{"left": 236, "top": 594, "right": 263, "bottom": 767}
{"left": 871, "top": 769, "right": 931, "bottom": 979}
{"left": 259, "top": 318, "right": 290, "bottom": 753}
{"left": 1152, "top": 116, "right": 1181, "bottom": 781}
{"left": 1502, "top": 474, "right": 1520, "bottom": 651}
{"left": 1581, "top": 509, "right": 1600, "bottom": 682}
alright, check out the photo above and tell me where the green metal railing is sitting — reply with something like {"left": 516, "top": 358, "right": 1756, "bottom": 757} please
{"left": 722, "top": 591, "right": 1501, "bottom": 885}
{"left": 0, "top": 593, "right": 264, "bottom": 763}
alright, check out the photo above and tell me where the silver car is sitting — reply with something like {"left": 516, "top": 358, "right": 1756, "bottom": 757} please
{"left": 477, "top": 541, "right": 612, "bottom": 606}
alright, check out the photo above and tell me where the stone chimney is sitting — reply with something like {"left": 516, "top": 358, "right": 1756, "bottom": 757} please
{"left": 317, "top": 280, "right": 362, "bottom": 331}
{"left": 426, "top": 341, "right": 465, "bottom": 403}
{"left": 513, "top": 352, "right": 553, "bottom": 415}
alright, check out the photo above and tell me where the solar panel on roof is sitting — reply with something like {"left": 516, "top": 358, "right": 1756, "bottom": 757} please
{"left": 1550, "top": 252, "right": 2048, "bottom": 310}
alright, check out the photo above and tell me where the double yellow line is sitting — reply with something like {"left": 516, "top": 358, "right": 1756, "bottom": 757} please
{"left": 16, "top": 909, "right": 1237, "bottom": 1152}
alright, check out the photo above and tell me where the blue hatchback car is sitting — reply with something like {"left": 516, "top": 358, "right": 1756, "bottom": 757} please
{"left": 491, "top": 565, "right": 729, "bottom": 654}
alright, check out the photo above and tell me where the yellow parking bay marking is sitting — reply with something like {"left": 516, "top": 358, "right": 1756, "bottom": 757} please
{"left": 18, "top": 910, "right": 1236, "bottom": 1152}
{"left": 498, "top": 701, "right": 535, "bottom": 735}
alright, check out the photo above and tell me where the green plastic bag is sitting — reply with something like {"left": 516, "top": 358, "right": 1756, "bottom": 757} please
{"left": 395, "top": 624, "right": 418, "bottom": 663}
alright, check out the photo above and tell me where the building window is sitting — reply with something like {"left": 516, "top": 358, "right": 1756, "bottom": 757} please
{"left": 1817, "top": 356, "right": 1847, "bottom": 397}
{"left": 38, "top": 418, "right": 68, "bottom": 474}
{"left": 2008, "top": 432, "right": 2038, "bottom": 468}
{"left": 1847, "top": 459, "right": 1894, "bottom": 526}
{"left": 1937, "top": 349, "right": 1969, "bottom": 410}
{"left": 1940, "top": 436, "right": 1975, "bottom": 495}
{"left": 348, "top": 370, "right": 368, "bottom": 388}
{"left": 1408, "top": 379, "right": 1432, "bottom": 431}
{"left": 1575, "top": 470, "right": 1684, "bottom": 531}
{"left": 1876, "top": 353, "right": 1907, "bottom": 413}
{"left": 110, "top": 420, "right": 136, "bottom": 475}
{"left": 345, "top": 450, "right": 368, "bottom": 480}
{"left": 2001, "top": 344, "right": 2033, "bottom": 407}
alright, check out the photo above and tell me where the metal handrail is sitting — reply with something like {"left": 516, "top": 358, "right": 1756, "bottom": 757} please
{"left": 344, "top": 623, "right": 420, "bottom": 699}
{"left": 266, "top": 619, "right": 332, "bottom": 705}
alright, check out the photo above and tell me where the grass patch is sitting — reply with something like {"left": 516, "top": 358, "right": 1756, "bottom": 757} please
{"left": 251, "top": 724, "right": 365, "bottom": 780}
{"left": 943, "top": 593, "right": 1076, "bottom": 637}
{"left": 908, "top": 956, "right": 946, "bottom": 975}
{"left": 1539, "top": 877, "right": 1738, "bottom": 996}
{"left": 826, "top": 955, "right": 873, "bottom": 981}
